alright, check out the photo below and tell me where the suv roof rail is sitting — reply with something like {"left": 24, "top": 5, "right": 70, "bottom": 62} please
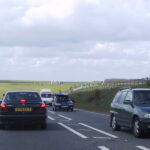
{"left": 120, "top": 86, "right": 132, "bottom": 91}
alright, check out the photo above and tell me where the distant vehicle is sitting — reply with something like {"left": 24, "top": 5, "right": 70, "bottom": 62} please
{"left": 40, "top": 89, "right": 53, "bottom": 106}
{"left": 52, "top": 93, "right": 74, "bottom": 111}
{"left": 0, "top": 91, "right": 47, "bottom": 129}
{"left": 110, "top": 88, "right": 150, "bottom": 138}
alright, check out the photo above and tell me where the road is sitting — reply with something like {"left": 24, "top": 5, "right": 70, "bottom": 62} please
{"left": 0, "top": 107, "right": 150, "bottom": 150}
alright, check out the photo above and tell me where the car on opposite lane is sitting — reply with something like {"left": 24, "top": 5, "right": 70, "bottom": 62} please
{"left": 110, "top": 88, "right": 150, "bottom": 138}
{"left": 0, "top": 91, "right": 47, "bottom": 129}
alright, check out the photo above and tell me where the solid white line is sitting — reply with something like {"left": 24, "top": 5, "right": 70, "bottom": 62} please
{"left": 98, "top": 146, "right": 110, "bottom": 150}
{"left": 48, "top": 116, "right": 55, "bottom": 121}
{"left": 137, "top": 146, "right": 150, "bottom": 150}
{"left": 58, "top": 123, "right": 88, "bottom": 139}
{"left": 79, "top": 123, "right": 118, "bottom": 138}
{"left": 58, "top": 114, "right": 72, "bottom": 121}
{"left": 76, "top": 109, "right": 109, "bottom": 117}
{"left": 48, "top": 110, "right": 55, "bottom": 114}
{"left": 94, "top": 137, "right": 111, "bottom": 140}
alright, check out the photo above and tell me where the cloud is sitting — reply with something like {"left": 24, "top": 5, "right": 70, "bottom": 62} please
{"left": 0, "top": 0, "right": 150, "bottom": 81}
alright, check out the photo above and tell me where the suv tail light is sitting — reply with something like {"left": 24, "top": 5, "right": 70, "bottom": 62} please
{"left": 40, "top": 103, "right": 46, "bottom": 108}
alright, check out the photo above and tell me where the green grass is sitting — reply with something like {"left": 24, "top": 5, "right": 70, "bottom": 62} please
{"left": 0, "top": 81, "right": 82, "bottom": 99}
{"left": 70, "top": 83, "right": 150, "bottom": 113}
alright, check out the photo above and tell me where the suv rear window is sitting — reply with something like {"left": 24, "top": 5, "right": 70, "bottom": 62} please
{"left": 56, "top": 95, "right": 69, "bottom": 102}
{"left": 4, "top": 92, "right": 41, "bottom": 103}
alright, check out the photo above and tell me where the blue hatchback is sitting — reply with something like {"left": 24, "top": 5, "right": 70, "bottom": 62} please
{"left": 52, "top": 93, "right": 74, "bottom": 111}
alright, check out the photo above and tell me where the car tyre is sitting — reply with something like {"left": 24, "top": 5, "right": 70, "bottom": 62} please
{"left": 0, "top": 124, "right": 4, "bottom": 129}
{"left": 133, "top": 118, "right": 143, "bottom": 138}
{"left": 41, "top": 123, "right": 47, "bottom": 129}
{"left": 111, "top": 115, "right": 120, "bottom": 131}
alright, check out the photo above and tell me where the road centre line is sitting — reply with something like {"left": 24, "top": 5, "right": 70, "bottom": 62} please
{"left": 137, "top": 146, "right": 150, "bottom": 150}
{"left": 48, "top": 116, "right": 55, "bottom": 121}
{"left": 79, "top": 123, "right": 118, "bottom": 139}
{"left": 93, "top": 137, "right": 111, "bottom": 140}
{"left": 58, "top": 123, "right": 88, "bottom": 139}
{"left": 76, "top": 109, "right": 109, "bottom": 117}
{"left": 48, "top": 110, "right": 55, "bottom": 114}
{"left": 58, "top": 114, "right": 72, "bottom": 121}
{"left": 98, "top": 146, "right": 110, "bottom": 150}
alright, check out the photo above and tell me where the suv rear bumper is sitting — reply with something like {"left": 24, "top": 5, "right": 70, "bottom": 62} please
{"left": 55, "top": 105, "right": 74, "bottom": 110}
{"left": 0, "top": 114, "right": 47, "bottom": 125}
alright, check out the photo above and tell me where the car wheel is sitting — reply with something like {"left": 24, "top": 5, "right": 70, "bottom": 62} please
{"left": 41, "top": 123, "right": 47, "bottom": 129}
{"left": 53, "top": 106, "right": 56, "bottom": 111}
{"left": 111, "top": 115, "right": 120, "bottom": 131}
{"left": 0, "top": 124, "right": 4, "bottom": 129}
{"left": 133, "top": 118, "right": 143, "bottom": 138}
{"left": 70, "top": 108, "right": 74, "bottom": 112}
{"left": 4, "top": 124, "right": 10, "bottom": 130}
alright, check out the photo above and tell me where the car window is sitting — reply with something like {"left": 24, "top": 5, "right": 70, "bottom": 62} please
{"left": 113, "top": 91, "right": 121, "bottom": 103}
{"left": 5, "top": 92, "right": 42, "bottom": 103}
{"left": 56, "top": 95, "right": 69, "bottom": 102}
{"left": 134, "top": 91, "right": 150, "bottom": 104}
{"left": 119, "top": 91, "right": 127, "bottom": 104}
{"left": 41, "top": 94, "right": 52, "bottom": 98}
{"left": 125, "top": 92, "right": 133, "bottom": 102}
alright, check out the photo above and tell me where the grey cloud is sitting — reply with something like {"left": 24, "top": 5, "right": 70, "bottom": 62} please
{"left": 0, "top": 0, "right": 150, "bottom": 81}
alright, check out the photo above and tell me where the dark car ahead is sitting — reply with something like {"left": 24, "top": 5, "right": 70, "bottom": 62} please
{"left": 52, "top": 93, "right": 74, "bottom": 111}
{"left": 110, "top": 88, "right": 150, "bottom": 138}
{"left": 0, "top": 91, "right": 47, "bottom": 129}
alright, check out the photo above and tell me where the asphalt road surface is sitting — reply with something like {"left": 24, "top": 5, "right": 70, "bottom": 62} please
{"left": 0, "top": 107, "right": 150, "bottom": 150}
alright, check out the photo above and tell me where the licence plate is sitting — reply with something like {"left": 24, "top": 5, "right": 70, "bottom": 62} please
{"left": 15, "top": 107, "right": 32, "bottom": 112}
{"left": 61, "top": 106, "right": 68, "bottom": 108}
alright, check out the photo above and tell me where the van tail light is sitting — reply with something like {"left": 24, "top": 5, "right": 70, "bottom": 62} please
{"left": 20, "top": 99, "right": 27, "bottom": 103}
{"left": 40, "top": 103, "right": 46, "bottom": 108}
{"left": 1, "top": 104, "right": 7, "bottom": 108}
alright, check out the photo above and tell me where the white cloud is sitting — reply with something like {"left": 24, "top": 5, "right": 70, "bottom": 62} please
{"left": 23, "top": 0, "right": 79, "bottom": 20}
{"left": 0, "top": 0, "right": 150, "bottom": 81}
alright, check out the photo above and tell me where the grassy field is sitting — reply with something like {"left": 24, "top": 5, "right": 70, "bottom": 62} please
{"left": 70, "top": 82, "right": 150, "bottom": 113}
{"left": 0, "top": 81, "right": 82, "bottom": 99}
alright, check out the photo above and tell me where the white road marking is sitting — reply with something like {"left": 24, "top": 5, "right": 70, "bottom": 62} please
{"left": 79, "top": 123, "right": 118, "bottom": 139}
{"left": 137, "top": 146, "right": 150, "bottom": 150}
{"left": 93, "top": 137, "right": 111, "bottom": 140}
{"left": 48, "top": 116, "right": 55, "bottom": 121}
{"left": 48, "top": 110, "right": 55, "bottom": 114}
{"left": 58, "top": 123, "right": 88, "bottom": 139}
{"left": 98, "top": 146, "right": 110, "bottom": 150}
{"left": 76, "top": 109, "right": 109, "bottom": 117}
{"left": 60, "top": 120, "right": 71, "bottom": 122}
{"left": 58, "top": 114, "right": 72, "bottom": 121}
{"left": 78, "top": 129, "right": 91, "bottom": 131}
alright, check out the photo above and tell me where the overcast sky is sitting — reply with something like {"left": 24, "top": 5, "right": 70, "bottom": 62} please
{"left": 0, "top": 0, "right": 150, "bottom": 81}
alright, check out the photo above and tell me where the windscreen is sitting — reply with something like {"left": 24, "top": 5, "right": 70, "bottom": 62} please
{"left": 56, "top": 95, "right": 69, "bottom": 102}
{"left": 134, "top": 91, "right": 150, "bottom": 104}
{"left": 41, "top": 94, "right": 52, "bottom": 98}
{"left": 4, "top": 92, "right": 42, "bottom": 103}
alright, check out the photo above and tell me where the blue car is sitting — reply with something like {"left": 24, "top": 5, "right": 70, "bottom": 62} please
{"left": 52, "top": 93, "right": 74, "bottom": 111}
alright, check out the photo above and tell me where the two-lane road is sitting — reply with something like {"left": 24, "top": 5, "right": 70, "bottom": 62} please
{"left": 0, "top": 107, "right": 150, "bottom": 150}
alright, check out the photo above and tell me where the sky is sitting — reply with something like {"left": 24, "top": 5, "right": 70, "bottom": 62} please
{"left": 0, "top": 0, "right": 150, "bottom": 81}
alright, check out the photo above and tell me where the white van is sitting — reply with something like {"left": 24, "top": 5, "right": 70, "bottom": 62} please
{"left": 40, "top": 89, "right": 53, "bottom": 106}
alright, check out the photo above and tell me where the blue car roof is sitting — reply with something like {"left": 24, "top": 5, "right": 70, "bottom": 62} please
{"left": 55, "top": 93, "right": 69, "bottom": 96}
